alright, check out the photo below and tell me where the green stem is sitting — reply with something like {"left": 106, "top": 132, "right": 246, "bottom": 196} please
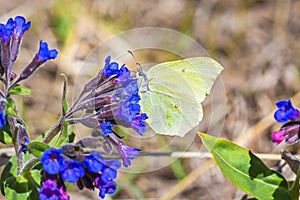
{"left": 20, "top": 116, "right": 63, "bottom": 175}
{"left": 7, "top": 116, "right": 23, "bottom": 175}
{"left": 41, "top": 116, "right": 63, "bottom": 143}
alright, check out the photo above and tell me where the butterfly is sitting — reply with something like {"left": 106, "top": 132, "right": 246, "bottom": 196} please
{"left": 138, "top": 57, "right": 223, "bottom": 137}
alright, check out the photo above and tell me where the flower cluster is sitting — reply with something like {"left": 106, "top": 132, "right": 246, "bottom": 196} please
{"left": 0, "top": 16, "right": 58, "bottom": 131}
{"left": 0, "top": 15, "right": 149, "bottom": 200}
{"left": 272, "top": 100, "right": 300, "bottom": 145}
{"left": 64, "top": 56, "right": 148, "bottom": 167}
{"left": 98, "top": 55, "right": 148, "bottom": 135}
{"left": 39, "top": 148, "right": 121, "bottom": 199}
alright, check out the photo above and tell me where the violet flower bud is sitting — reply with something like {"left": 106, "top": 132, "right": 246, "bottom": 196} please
{"left": 10, "top": 16, "right": 31, "bottom": 61}
{"left": 19, "top": 40, "right": 58, "bottom": 81}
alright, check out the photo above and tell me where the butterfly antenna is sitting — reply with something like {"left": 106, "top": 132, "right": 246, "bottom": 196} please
{"left": 127, "top": 50, "right": 143, "bottom": 76}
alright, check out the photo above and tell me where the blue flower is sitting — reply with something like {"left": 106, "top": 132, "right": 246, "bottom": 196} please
{"left": 274, "top": 100, "right": 299, "bottom": 123}
{"left": 39, "top": 179, "right": 70, "bottom": 200}
{"left": 100, "top": 121, "right": 114, "bottom": 136}
{"left": 61, "top": 160, "right": 85, "bottom": 183}
{"left": 13, "top": 16, "right": 31, "bottom": 37}
{"left": 83, "top": 151, "right": 106, "bottom": 173}
{"left": 94, "top": 178, "right": 117, "bottom": 199}
{"left": 102, "top": 56, "right": 120, "bottom": 78}
{"left": 118, "top": 142, "right": 140, "bottom": 167}
{"left": 37, "top": 40, "right": 58, "bottom": 62}
{"left": 19, "top": 138, "right": 30, "bottom": 153}
{"left": 100, "top": 159, "right": 121, "bottom": 182}
{"left": 130, "top": 113, "right": 148, "bottom": 135}
{"left": 0, "top": 110, "right": 6, "bottom": 129}
{"left": 0, "top": 18, "right": 15, "bottom": 43}
{"left": 40, "top": 148, "right": 66, "bottom": 175}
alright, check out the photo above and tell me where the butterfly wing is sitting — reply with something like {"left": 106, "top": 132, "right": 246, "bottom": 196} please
{"left": 140, "top": 57, "right": 223, "bottom": 136}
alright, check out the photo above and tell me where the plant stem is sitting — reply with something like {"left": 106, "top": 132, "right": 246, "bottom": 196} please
{"left": 7, "top": 116, "right": 23, "bottom": 175}
{"left": 20, "top": 116, "right": 63, "bottom": 175}
{"left": 41, "top": 116, "right": 63, "bottom": 143}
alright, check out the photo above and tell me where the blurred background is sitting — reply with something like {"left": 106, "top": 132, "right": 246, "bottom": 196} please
{"left": 1, "top": 0, "right": 300, "bottom": 199}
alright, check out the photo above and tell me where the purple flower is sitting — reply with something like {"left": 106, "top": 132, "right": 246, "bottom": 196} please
{"left": 61, "top": 160, "right": 85, "bottom": 183}
{"left": 40, "top": 148, "right": 66, "bottom": 175}
{"left": 118, "top": 142, "right": 140, "bottom": 167}
{"left": 39, "top": 179, "right": 70, "bottom": 200}
{"left": 0, "top": 109, "right": 6, "bottom": 129}
{"left": 94, "top": 178, "right": 117, "bottom": 199}
{"left": 10, "top": 16, "right": 31, "bottom": 61}
{"left": 100, "top": 121, "right": 114, "bottom": 136}
{"left": 102, "top": 56, "right": 120, "bottom": 78}
{"left": 19, "top": 41, "right": 58, "bottom": 81}
{"left": 19, "top": 138, "right": 30, "bottom": 153}
{"left": 13, "top": 16, "right": 31, "bottom": 37}
{"left": 37, "top": 40, "right": 58, "bottom": 63}
{"left": 272, "top": 122, "right": 300, "bottom": 145}
{"left": 274, "top": 100, "right": 299, "bottom": 123}
{"left": 100, "top": 159, "right": 121, "bottom": 182}
{"left": 130, "top": 113, "right": 148, "bottom": 135}
{"left": 0, "top": 18, "right": 15, "bottom": 43}
{"left": 83, "top": 151, "right": 106, "bottom": 173}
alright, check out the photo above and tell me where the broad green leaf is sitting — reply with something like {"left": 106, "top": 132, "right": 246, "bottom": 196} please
{"left": 0, "top": 124, "right": 12, "bottom": 144}
{"left": 4, "top": 170, "right": 41, "bottom": 200}
{"left": 27, "top": 142, "right": 50, "bottom": 158}
{"left": 6, "top": 98, "right": 17, "bottom": 117}
{"left": 9, "top": 85, "right": 32, "bottom": 96}
{"left": 61, "top": 74, "right": 69, "bottom": 115}
{"left": 199, "top": 133, "right": 291, "bottom": 200}
{"left": 0, "top": 154, "right": 31, "bottom": 195}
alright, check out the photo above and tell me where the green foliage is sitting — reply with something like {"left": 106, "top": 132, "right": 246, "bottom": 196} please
{"left": 27, "top": 142, "right": 50, "bottom": 158}
{"left": 9, "top": 85, "right": 32, "bottom": 96}
{"left": 61, "top": 74, "right": 69, "bottom": 115}
{"left": 199, "top": 133, "right": 292, "bottom": 200}
{"left": 0, "top": 124, "right": 12, "bottom": 144}
{"left": 4, "top": 170, "right": 41, "bottom": 200}
{"left": 6, "top": 97, "right": 18, "bottom": 117}
{"left": 0, "top": 154, "right": 32, "bottom": 195}
{"left": 55, "top": 74, "right": 75, "bottom": 147}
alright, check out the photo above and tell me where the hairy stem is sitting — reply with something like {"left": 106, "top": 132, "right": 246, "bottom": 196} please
{"left": 20, "top": 116, "right": 63, "bottom": 175}
{"left": 7, "top": 116, "right": 23, "bottom": 175}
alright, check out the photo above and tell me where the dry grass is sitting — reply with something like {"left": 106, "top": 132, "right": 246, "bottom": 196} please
{"left": 1, "top": 0, "right": 300, "bottom": 199}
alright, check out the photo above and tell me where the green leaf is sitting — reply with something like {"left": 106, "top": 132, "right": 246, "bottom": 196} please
{"left": 61, "top": 74, "right": 69, "bottom": 115}
{"left": 27, "top": 142, "right": 50, "bottom": 158}
{"left": 0, "top": 124, "right": 12, "bottom": 144}
{"left": 199, "top": 133, "right": 291, "bottom": 200}
{"left": 0, "top": 154, "right": 31, "bottom": 195}
{"left": 6, "top": 98, "right": 18, "bottom": 117}
{"left": 4, "top": 170, "right": 41, "bottom": 200}
{"left": 9, "top": 85, "right": 32, "bottom": 96}
{"left": 55, "top": 119, "right": 69, "bottom": 147}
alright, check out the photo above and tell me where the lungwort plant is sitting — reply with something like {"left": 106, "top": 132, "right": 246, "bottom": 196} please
{"left": 199, "top": 99, "right": 300, "bottom": 200}
{"left": 0, "top": 15, "right": 225, "bottom": 199}
{"left": 0, "top": 16, "right": 149, "bottom": 199}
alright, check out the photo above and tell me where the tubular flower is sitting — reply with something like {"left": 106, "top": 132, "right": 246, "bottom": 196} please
{"left": 61, "top": 160, "right": 85, "bottom": 183}
{"left": 37, "top": 40, "right": 58, "bottom": 63}
{"left": 0, "top": 18, "right": 15, "bottom": 43}
{"left": 118, "top": 142, "right": 140, "bottom": 167}
{"left": 274, "top": 100, "right": 299, "bottom": 123}
{"left": 272, "top": 122, "right": 300, "bottom": 145}
{"left": 39, "top": 179, "right": 70, "bottom": 200}
{"left": 40, "top": 148, "right": 66, "bottom": 175}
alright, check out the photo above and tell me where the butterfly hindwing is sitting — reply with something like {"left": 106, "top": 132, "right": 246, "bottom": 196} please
{"left": 140, "top": 57, "right": 223, "bottom": 136}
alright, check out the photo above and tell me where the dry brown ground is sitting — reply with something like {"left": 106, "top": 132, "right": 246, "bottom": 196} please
{"left": 1, "top": 0, "right": 300, "bottom": 199}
